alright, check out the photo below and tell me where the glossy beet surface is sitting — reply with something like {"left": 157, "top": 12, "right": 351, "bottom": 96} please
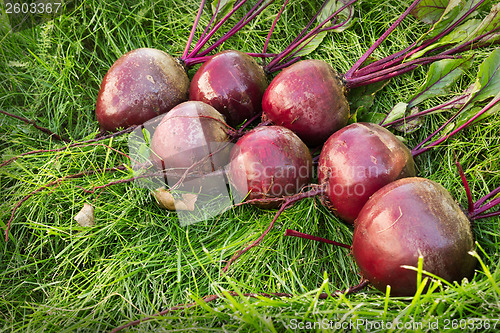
{"left": 262, "top": 60, "right": 349, "bottom": 147}
{"left": 318, "top": 123, "right": 416, "bottom": 224}
{"left": 229, "top": 126, "right": 312, "bottom": 208}
{"left": 189, "top": 50, "right": 268, "bottom": 127}
{"left": 352, "top": 177, "right": 477, "bottom": 296}
{"left": 150, "top": 101, "right": 230, "bottom": 175}
{"left": 96, "top": 48, "right": 189, "bottom": 132}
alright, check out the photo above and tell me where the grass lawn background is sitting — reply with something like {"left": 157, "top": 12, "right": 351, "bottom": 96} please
{"left": 0, "top": 0, "right": 499, "bottom": 331}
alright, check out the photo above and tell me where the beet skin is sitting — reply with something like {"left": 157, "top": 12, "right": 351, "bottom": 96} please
{"left": 262, "top": 60, "right": 349, "bottom": 147}
{"left": 352, "top": 177, "right": 477, "bottom": 296}
{"left": 96, "top": 48, "right": 189, "bottom": 132}
{"left": 189, "top": 50, "right": 268, "bottom": 127}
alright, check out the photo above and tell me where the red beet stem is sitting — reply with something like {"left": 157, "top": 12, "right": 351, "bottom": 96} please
{"left": 110, "top": 278, "right": 369, "bottom": 333}
{"left": 380, "top": 94, "right": 469, "bottom": 128}
{"left": 222, "top": 185, "right": 326, "bottom": 273}
{"left": 263, "top": 0, "right": 289, "bottom": 68}
{"left": 343, "top": 0, "right": 422, "bottom": 79}
{"left": 474, "top": 185, "right": 500, "bottom": 210}
{"left": 185, "top": 0, "right": 251, "bottom": 59}
{"left": 4, "top": 166, "right": 128, "bottom": 242}
{"left": 182, "top": 0, "right": 207, "bottom": 59}
{"left": 265, "top": 0, "right": 358, "bottom": 73}
{"left": 284, "top": 229, "right": 351, "bottom": 249}
{"left": 351, "top": 0, "right": 487, "bottom": 79}
{"left": 0, "top": 109, "right": 70, "bottom": 143}
{"left": 412, "top": 92, "right": 500, "bottom": 157}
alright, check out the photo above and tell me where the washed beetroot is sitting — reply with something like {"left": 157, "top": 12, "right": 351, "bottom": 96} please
{"left": 262, "top": 60, "right": 349, "bottom": 147}
{"left": 318, "top": 122, "right": 416, "bottom": 224}
{"left": 229, "top": 125, "right": 312, "bottom": 208}
{"left": 189, "top": 50, "right": 268, "bottom": 127}
{"left": 96, "top": 48, "right": 190, "bottom": 132}
{"left": 352, "top": 177, "right": 477, "bottom": 296}
{"left": 150, "top": 101, "right": 230, "bottom": 176}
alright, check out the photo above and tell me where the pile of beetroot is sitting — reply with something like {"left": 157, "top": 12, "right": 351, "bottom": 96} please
{"left": 2, "top": 0, "right": 500, "bottom": 330}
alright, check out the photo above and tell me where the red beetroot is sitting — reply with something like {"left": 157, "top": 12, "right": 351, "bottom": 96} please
{"left": 318, "top": 122, "right": 416, "bottom": 224}
{"left": 96, "top": 48, "right": 190, "bottom": 132}
{"left": 189, "top": 50, "right": 268, "bottom": 127}
{"left": 150, "top": 101, "right": 230, "bottom": 176}
{"left": 352, "top": 177, "right": 477, "bottom": 296}
{"left": 262, "top": 60, "right": 349, "bottom": 147}
{"left": 229, "top": 125, "right": 312, "bottom": 208}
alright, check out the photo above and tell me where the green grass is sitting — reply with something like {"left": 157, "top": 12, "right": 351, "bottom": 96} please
{"left": 1, "top": 0, "right": 499, "bottom": 332}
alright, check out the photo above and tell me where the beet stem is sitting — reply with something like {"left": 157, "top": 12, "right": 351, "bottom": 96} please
{"left": 0, "top": 109, "right": 70, "bottom": 143}
{"left": 198, "top": 0, "right": 277, "bottom": 58}
{"left": 346, "top": 64, "right": 420, "bottom": 88}
{"left": 222, "top": 202, "right": 288, "bottom": 273}
{"left": 185, "top": 52, "right": 276, "bottom": 67}
{"left": 265, "top": 0, "right": 358, "bottom": 73}
{"left": 284, "top": 229, "right": 351, "bottom": 249}
{"left": 262, "top": 0, "right": 289, "bottom": 67}
{"left": 343, "top": 0, "right": 422, "bottom": 80}
{"left": 472, "top": 196, "right": 500, "bottom": 218}
{"left": 381, "top": 94, "right": 469, "bottom": 128}
{"left": 234, "top": 111, "right": 263, "bottom": 134}
{"left": 440, "top": 27, "right": 500, "bottom": 57}
{"left": 182, "top": 0, "right": 207, "bottom": 59}
{"left": 276, "top": 17, "right": 353, "bottom": 69}
{"left": 412, "top": 92, "right": 500, "bottom": 157}
{"left": 4, "top": 166, "right": 127, "bottom": 242}
{"left": 472, "top": 210, "right": 500, "bottom": 220}
{"left": 0, "top": 130, "right": 136, "bottom": 168}
{"left": 194, "top": 0, "right": 275, "bottom": 59}
{"left": 186, "top": 0, "right": 251, "bottom": 59}
{"left": 269, "top": 56, "right": 301, "bottom": 72}
{"left": 455, "top": 159, "right": 475, "bottom": 215}
{"left": 194, "top": 0, "right": 220, "bottom": 49}
{"left": 276, "top": 4, "right": 354, "bottom": 68}
{"left": 345, "top": 54, "right": 458, "bottom": 88}
{"left": 222, "top": 185, "right": 326, "bottom": 273}
{"left": 318, "top": 278, "right": 370, "bottom": 299}
{"left": 288, "top": 0, "right": 330, "bottom": 49}
{"left": 474, "top": 185, "right": 500, "bottom": 210}
{"left": 353, "top": 0, "right": 487, "bottom": 78}
{"left": 110, "top": 278, "right": 369, "bottom": 333}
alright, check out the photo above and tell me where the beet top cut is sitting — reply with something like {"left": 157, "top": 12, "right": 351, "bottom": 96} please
{"left": 318, "top": 122, "right": 416, "bottom": 224}
{"left": 228, "top": 125, "right": 312, "bottom": 208}
{"left": 352, "top": 177, "right": 477, "bottom": 297}
{"left": 262, "top": 60, "right": 349, "bottom": 147}
{"left": 96, "top": 48, "right": 190, "bottom": 132}
{"left": 189, "top": 50, "right": 268, "bottom": 128}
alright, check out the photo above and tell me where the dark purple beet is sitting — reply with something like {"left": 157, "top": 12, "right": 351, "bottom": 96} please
{"left": 318, "top": 122, "right": 416, "bottom": 224}
{"left": 189, "top": 50, "right": 268, "bottom": 127}
{"left": 150, "top": 101, "right": 230, "bottom": 176}
{"left": 352, "top": 177, "right": 477, "bottom": 296}
{"left": 96, "top": 48, "right": 190, "bottom": 132}
{"left": 229, "top": 125, "right": 312, "bottom": 208}
{"left": 262, "top": 60, "right": 349, "bottom": 147}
